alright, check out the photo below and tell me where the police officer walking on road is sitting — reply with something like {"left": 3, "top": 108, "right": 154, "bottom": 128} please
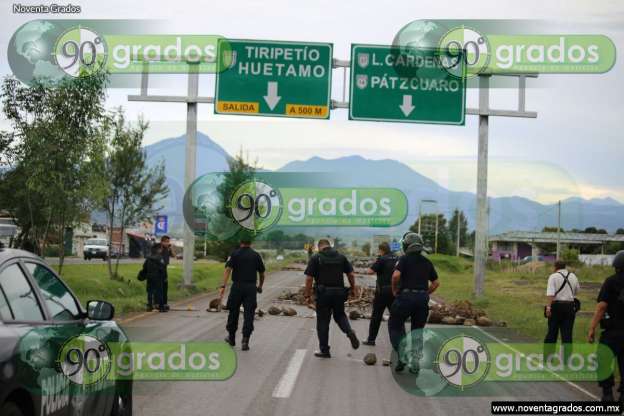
{"left": 219, "top": 238, "right": 265, "bottom": 351}
{"left": 388, "top": 232, "right": 439, "bottom": 373}
{"left": 363, "top": 242, "right": 398, "bottom": 346}
{"left": 304, "top": 239, "right": 360, "bottom": 358}
{"left": 588, "top": 250, "right": 624, "bottom": 402}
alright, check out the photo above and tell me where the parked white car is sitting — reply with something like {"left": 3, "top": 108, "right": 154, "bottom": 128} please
{"left": 83, "top": 238, "right": 109, "bottom": 260}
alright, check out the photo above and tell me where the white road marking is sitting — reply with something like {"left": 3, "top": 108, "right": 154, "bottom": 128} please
{"left": 272, "top": 349, "right": 307, "bottom": 399}
{"left": 471, "top": 325, "right": 599, "bottom": 400}
{"left": 433, "top": 297, "right": 598, "bottom": 399}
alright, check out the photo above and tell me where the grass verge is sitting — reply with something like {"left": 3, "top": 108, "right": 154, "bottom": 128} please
{"left": 429, "top": 254, "right": 612, "bottom": 343}
{"left": 51, "top": 254, "right": 302, "bottom": 316}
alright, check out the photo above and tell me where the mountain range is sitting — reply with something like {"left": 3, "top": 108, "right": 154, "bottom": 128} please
{"left": 144, "top": 133, "right": 624, "bottom": 237}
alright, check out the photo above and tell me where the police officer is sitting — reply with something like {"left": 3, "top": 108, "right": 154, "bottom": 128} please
{"left": 160, "top": 235, "right": 174, "bottom": 311}
{"left": 388, "top": 232, "right": 439, "bottom": 373}
{"left": 588, "top": 250, "right": 624, "bottom": 402}
{"left": 362, "top": 242, "right": 398, "bottom": 346}
{"left": 304, "top": 239, "right": 360, "bottom": 358}
{"left": 219, "top": 238, "right": 265, "bottom": 351}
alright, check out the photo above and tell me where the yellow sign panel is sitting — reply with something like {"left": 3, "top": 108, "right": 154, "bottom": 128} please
{"left": 217, "top": 101, "right": 259, "bottom": 114}
{"left": 286, "top": 104, "right": 329, "bottom": 118}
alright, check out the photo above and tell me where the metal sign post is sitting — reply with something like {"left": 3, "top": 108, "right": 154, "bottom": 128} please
{"left": 127, "top": 47, "right": 537, "bottom": 297}
{"left": 469, "top": 73, "right": 537, "bottom": 297}
{"left": 128, "top": 64, "right": 213, "bottom": 288}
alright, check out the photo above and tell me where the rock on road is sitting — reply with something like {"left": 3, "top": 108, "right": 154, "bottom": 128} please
{"left": 123, "top": 270, "right": 601, "bottom": 416}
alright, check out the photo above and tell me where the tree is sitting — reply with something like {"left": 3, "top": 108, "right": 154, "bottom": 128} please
{"left": 204, "top": 150, "right": 256, "bottom": 261}
{"left": 584, "top": 226, "right": 608, "bottom": 234}
{"left": 100, "top": 110, "right": 168, "bottom": 280}
{"left": 361, "top": 242, "right": 371, "bottom": 256}
{"left": 448, "top": 209, "right": 469, "bottom": 255}
{"left": 616, "top": 228, "right": 624, "bottom": 235}
{"left": 0, "top": 73, "right": 108, "bottom": 272}
{"left": 265, "top": 229, "right": 286, "bottom": 249}
{"left": 410, "top": 213, "right": 452, "bottom": 254}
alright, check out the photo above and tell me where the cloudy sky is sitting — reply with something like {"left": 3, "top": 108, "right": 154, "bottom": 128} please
{"left": 1, "top": 0, "right": 623, "bottom": 204}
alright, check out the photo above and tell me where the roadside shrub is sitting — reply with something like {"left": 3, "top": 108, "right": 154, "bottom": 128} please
{"left": 561, "top": 247, "right": 581, "bottom": 267}
{"left": 43, "top": 244, "right": 60, "bottom": 257}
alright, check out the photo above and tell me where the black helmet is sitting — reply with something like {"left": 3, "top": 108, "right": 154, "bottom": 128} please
{"left": 401, "top": 232, "right": 424, "bottom": 253}
{"left": 613, "top": 250, "right": 624, "bottom": 271}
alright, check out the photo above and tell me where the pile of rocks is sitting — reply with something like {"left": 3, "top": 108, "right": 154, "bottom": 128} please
{"left": 212, "top": 286, "right": 504, "bottom": 327}
{"left": 428, "top": 300, "right": 504, "bottom": 327}
{"left": 277, "top": 287, "right": 310, "bottom": 304}
{"left": 345, "top": 286, "right": 376, "bottom": 308}
{"left": 277, "top": 286, "right": 376, "bottom": 309}
{"left": 281, "top": 263, "right": 306, "bottom": 271}
{"left": 267, "top": 305, "right": 298, "bottom": 316}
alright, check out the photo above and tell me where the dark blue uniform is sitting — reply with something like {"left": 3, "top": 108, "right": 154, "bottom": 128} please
{"left": 388, "top": 252, "right": 438, "bottom": 355}
{"left": 141, "top": 254, "right": 166, "bottom": 310}
{"left": 367, "top": 253, "right": 398, "bottom": 343}
{"left": 161, "top": 246, "right": 173, "bottom": 306}
{"left": 225, "top": 247, "right": 265, "bottom": 339}
{"left": 596, "top": 271, "right": 624, "bottom": 396}
{"left": 305, "top": 248, "right": 354, "bottom": 354}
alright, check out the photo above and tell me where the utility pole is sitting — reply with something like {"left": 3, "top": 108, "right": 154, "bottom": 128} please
{"left": 417, "top": 201, "right": 422, "bottom": 235}
{"left": 128, "top": 63, "right": 212, "bottom": 288}
{"left": 434, "top": 212, "right": 439, "bottom": 254}
{"left": 473, "top": 75, "right": 490, "bottom": 298}
{"left": 556, "top": 200, "right": 562, "bottom": 260}
{"left": 203, "top": 221, "right": 208, "bottom": 258}
{"left": 456, "top": 209, "right": 461, "bottom": 257}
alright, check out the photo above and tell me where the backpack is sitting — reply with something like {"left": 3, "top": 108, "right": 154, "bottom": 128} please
{"left": 137, "top": 268, "right": 147, "bottom": 282}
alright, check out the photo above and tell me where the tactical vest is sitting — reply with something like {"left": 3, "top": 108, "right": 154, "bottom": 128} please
{"left": 317, "top": 251, "right": 345, "bottom": 287}
{"left": 377, "top": 255, "right": 398, "bottom": 288}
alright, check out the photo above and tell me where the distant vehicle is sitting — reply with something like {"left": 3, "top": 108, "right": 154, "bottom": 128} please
{"left": 83, "top": 238, "right": 109, "bottom": 261}
{"left": 520, "top": 255, "right": 545, "bottom": 264}
{"left": 0, "top": 248, "right": 132, "bottom": 416}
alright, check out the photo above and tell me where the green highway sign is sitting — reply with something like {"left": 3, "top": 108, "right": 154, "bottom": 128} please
{"left": 215, "top": 39, "right": 333, "bottom": 119}
{"left": 349, "top": 44, "right": 466, "bottom": 125}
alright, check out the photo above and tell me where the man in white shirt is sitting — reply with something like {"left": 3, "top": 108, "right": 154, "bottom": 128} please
{"left": 544, "top": 260, "right": 580, "bottom": 345}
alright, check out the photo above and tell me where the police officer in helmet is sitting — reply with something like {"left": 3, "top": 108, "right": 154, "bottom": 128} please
{"left": 304, "top": 239, "right": 360, "bottom": 358}
{"left": 362, "top": 242, "right": 398, "bottom": 346}
{"left": 219, "top": 237, "right": 265, "bottom": 351}
{"left": 588, "top": 250, "right": 624, "bottom": 402}
{"left": 389, "top": 232, "right": 440, "bottom": 373}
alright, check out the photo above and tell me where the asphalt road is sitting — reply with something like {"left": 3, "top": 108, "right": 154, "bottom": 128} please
{"left": 121, "top": 270, "right": 603, "bottom": 416}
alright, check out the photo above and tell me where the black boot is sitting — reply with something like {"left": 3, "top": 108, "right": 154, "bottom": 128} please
{"left": 241, "top": 337, "right": 250, "bottom": 351}
{"left": 224, "top": 334, "right": 235, "bottom": 347}
{"left": 347, "top": 329, "right": 360, "bottom": 349}
{"left": 314, "top": 351, "right": 331, "bottom": 358}
{"left": 395, "top": 360, "right": 406, "bottom": 372}
{"left": 408, "top": 360, "right": 420, "bottom": 376}
{"left": 601, "top": 388, "right": 615, "bottom": 402}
